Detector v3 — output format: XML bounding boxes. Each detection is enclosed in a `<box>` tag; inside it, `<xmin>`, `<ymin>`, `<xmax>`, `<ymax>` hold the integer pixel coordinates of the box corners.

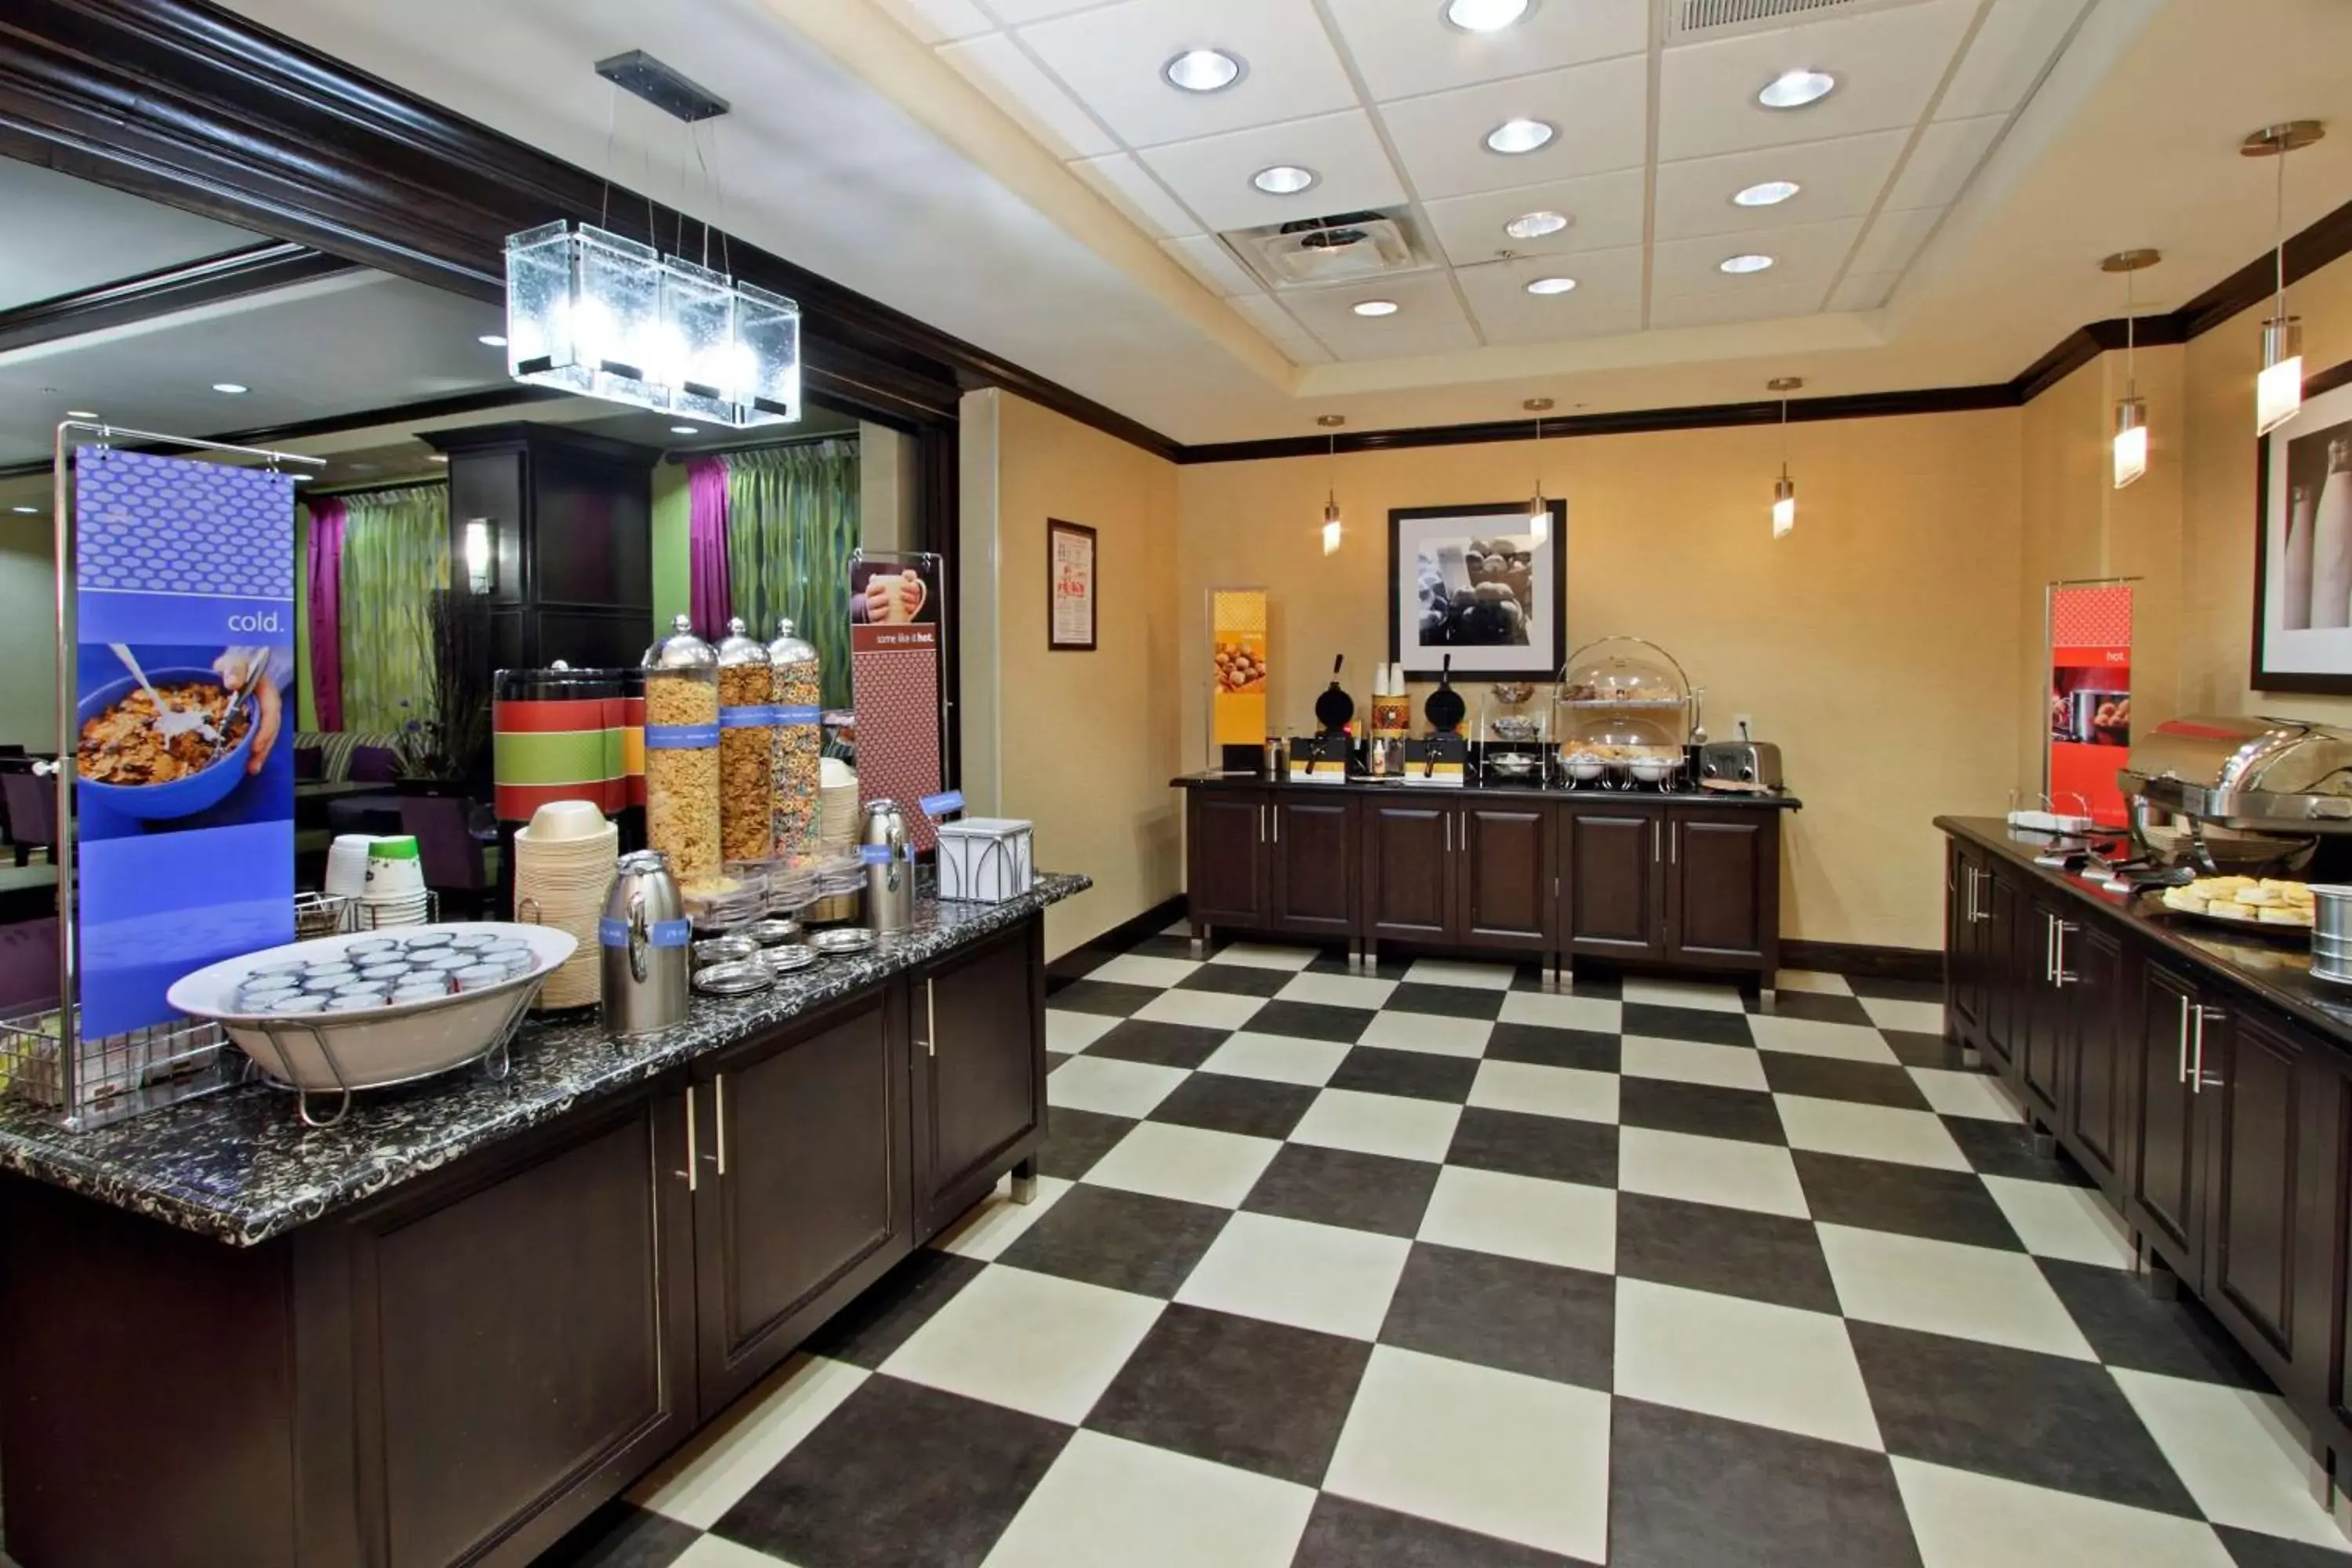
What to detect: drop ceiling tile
<box><xmin>1323</xmin><ymin>0</ymin><xmax>1648</xmax><ymax>101</ymax></box>
<box><xmin>1849</xmin><ymin>207</ymin><xmax>1942</xmax><ymax>274</ymax></box>
<box><xmin>1456</xmin><ymin>248</ymin><xmax>1646</xmax><ymax>344</ymax></box>
<box><xmin>938</xmin><ymin>33</ymin><xmax>1119</xmax><ymax>158</ymax></box>
<box><xmin>1421</xmin><ymin>169</ymin><xmax>1646</xmax><ymax>267</ymax></box>
<box><xmin>1278</xmin><ymin>270</ymin><xmax>1479</xmax><ymax>360</ymax></box>
<box><xmin>1649</xmin><ymin>280</ymin><xmax>1831</xmax><ymax>331</ymax></box>
<box><xmin>1884</xmin><ymin>114</ymin><xmax>2005</xmax><ymax>212</ymax></box>
<box><xmin>877</xmin><ymin>0</ymin><xmax>996</xmax><ymax>44</ymax></box>
<box><xmin>1162</xmin><ymin>234</ymin><xmax>1261</xmax><ymax>296</ymax></box>
<box><xmin>1649</xmin><ymin>216</ymin><xmax>1863</xmax><ymax>297</ymax></box>
<box><xmin>1069</xmin><ymin>152</ymin><xmax>1203</xmax><ymax>238</ymax></box>
<box><xmin>1379</xmin><ymin>55</ymin><xmax>1650</xmax><ymax>199</ymax></box>
<box><xmin>1657</xmin><ymin>0</ymin><xmax>1976</xmax><ymax>162</ymax></box>
<box><xmin>1015</xmin><ymin>0</ymin><xmax>1359</xmax><ymax>148</ymax></box>
<box><xmin>1138</xmin><ymin>111</ymin><xmax>1408</xmax><ymax>234</ymax></box>
<box><xmin>981</xmin><ymin>0</ymin><xmax>1116</xmax><ymax>22</ymax></box>
<box><xmin>1828</xmin><ymin>270</ymin><xmax>1901</xmax><ymax>312</ymax></box>
<box><xmin>1651</xmin><ymin>129</ymin><xmax>1908</xmax><ymax>241</ymax></box>
<box><xmin>1229</xmin><ymin>292</ymin><xmax>1336</xmax><ymax>364</ymax></box>
<box><xmin>1936</xmin><ymin>0</ymin><xmax>2092</xmax><ymax>120</ymax></box>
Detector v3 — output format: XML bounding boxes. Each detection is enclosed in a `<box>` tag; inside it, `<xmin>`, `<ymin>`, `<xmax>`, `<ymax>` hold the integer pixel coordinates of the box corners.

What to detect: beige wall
<box><xmin>1177</xmin><ymin>412</ymin><xmax>2025</xmax><ymax>951</ymax></box>
<box><xmin>960</xmin><ymin>390</ymin><xmax>1182</xmax><ymax>956</ymax></box>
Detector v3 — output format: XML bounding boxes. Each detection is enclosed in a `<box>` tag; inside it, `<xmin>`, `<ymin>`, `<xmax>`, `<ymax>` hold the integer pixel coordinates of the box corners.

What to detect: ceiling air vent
<box><xmin>1220</xmin><ymin>211</ymin><xmax>1428</xmax><ymax>291</ymax></box>
<box><xmin>1663</xmin><ymin>0</ymin><xmax>1928</xmax><ymax>45</ymax></box>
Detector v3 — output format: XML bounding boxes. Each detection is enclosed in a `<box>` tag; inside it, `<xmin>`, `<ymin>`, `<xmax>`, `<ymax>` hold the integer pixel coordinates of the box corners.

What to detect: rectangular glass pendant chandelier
<box><xmin>503</xmin><ymin>220</ymin><xmax>801</xmax><ymax>429</ymax></box>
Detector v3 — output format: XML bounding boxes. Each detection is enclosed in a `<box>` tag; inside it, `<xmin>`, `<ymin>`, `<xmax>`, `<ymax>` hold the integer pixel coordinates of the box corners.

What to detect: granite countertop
<box><xmin>1172</xmin><ymin>771</ymin><xmax>1801</xmax><ymax>809</ymax></box>
<box><xmin>0</xmin><ymin>873</ymin><xmax>1091</xmax><ymax>1247</ymax></box>
<box><xmin>1938</xmin><ymin>816</ymin><xmax>2352</xmax><ymax>1047</ymax></box>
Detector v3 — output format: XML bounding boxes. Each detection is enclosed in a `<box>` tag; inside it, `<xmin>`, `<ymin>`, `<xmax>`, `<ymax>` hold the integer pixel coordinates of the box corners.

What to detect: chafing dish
<box><xmin>2118</xmin><ymin>715</ymin><xmax>2352</xmax><ymax>873</ymax></box>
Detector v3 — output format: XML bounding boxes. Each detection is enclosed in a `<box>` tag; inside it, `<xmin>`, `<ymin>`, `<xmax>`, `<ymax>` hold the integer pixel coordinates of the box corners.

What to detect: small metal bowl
<box><xmin>744</xmin><ymin>917</ymin><xmax>805</xmax><ymax>947</ymax></box>
<box><xmin>763</xmin><ymin>944</ymin><xmax>822</xmax><ymax>975</ymax></box>
<box><xmin>693</xmin><ymin>935</ymin><xmax>761</xmax><ymax>967</ymax></box>
<box><xmin>1487</xmin><ymin>752</ymin><xmax>1539</xmax><ymax>777</ymax></box>
<box><xmin>808</xmin><ymin>927</ymin><xmax>877</xmax><ymax>956</ymax></box>
<box><xmin>1490</xmin><ymin>715</ymin><xmax>1540</xmax><ymax>742</ymax></box>
<box><xmin>693</xmin><ymin>960</ymin><xmax>775</xmax><ymax>997</ymax></box>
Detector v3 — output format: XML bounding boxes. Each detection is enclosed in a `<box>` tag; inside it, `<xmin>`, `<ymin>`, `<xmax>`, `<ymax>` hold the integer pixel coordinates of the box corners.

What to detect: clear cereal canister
<box><xmin>641</xmin><ymin>615</ymin><xmax>722</xmax><ymax>886</ymax></box>
<box><xmin>768</xmin><ymin>617</ymin><xmax>823</xmax><ymax>865</ymax></box>
<box><xmin>715</xmin><ymin>617</ymin><xmax>778</xmax><ymax>866</ymax></box>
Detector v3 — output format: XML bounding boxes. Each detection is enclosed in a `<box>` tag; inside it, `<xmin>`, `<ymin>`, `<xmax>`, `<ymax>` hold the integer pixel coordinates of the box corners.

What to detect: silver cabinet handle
<box><xmin>2053</xmin><ymin>921</ymin><xmax>2074</xmax><ymax>987</ymax></box>
<box><xmin>680</xmin><ymin>1090</ymin><xmax>699</xmax><ymax>1192</ymax></box>
<box><xmin>922</xmin><ymin>978</ymin><xmax>938</xmax><ymax>1058</ymax></box>
<box><xmin>1272</xmin><ymin>805</ymin><xmax>1279</xmax><ymax>844</ymax></box>
<box><xmin>713</xmin><ymin>1075</ymin><xmax>728</xmax><ymax>1176</ymax></box>
<box><xmin>1445</xmin><ymin>814</ymin><xmax>1452</xmax><ymax>854</ymax></box>
<box><xmin>2043</xmin><ymin>913</ymin><xmax>2055</xmax><ymax>982</ymax></box>
<box><xmin>2176</xmin><ymin>995</ymin><xmax>2190</xmax><ymax>1085</ymax></box>
<box><xmin>1258</xmin><ymin>803</ymin><xmax>1266</xmax><ymax>842</ymax></box>
<box><xmin>1652</xmin><ymin>818</ymin><xmax>1661</xmax><ymax>862</ymax></box>
<box><xmin>1671</xmin><ymin>821</ymin><xmax>1679</xmax><ymax>864</ymax></box>
<box><xmin>2191</xmin><ymin>1005</ymin><xmax>2219</xmax><ymax>1094</ymax></box>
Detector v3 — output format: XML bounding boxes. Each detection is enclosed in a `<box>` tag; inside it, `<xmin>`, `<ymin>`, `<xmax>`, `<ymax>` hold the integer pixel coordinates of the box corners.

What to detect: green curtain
<box><xmin>339</xmin><ymin>485</ymin><xmax>449</xmax><ymax>734</ymax></box>
<box><xmin>725</xmin><ymin>440</ymin><xmax>859</xmax><ymax>708</ymax></box>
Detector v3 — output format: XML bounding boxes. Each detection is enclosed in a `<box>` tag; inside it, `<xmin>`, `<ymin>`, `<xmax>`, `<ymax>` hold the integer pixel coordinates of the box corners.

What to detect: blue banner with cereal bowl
<box><xmin>74</xmin><ymin>449</ymin><xmax>295</xmax><ymax>1039</ymax></box>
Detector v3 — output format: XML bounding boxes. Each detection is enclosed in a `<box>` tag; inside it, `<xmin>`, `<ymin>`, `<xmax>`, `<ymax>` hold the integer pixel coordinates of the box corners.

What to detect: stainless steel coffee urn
<box><xmin>863</xmin><ymin>799</ymin><xmax>914</xmax><ymax>938</ymax></box>
<box><xmin>602</xmin><ymin>848</ymin><xmax>690</xmax><ymax>1037</ymax></box>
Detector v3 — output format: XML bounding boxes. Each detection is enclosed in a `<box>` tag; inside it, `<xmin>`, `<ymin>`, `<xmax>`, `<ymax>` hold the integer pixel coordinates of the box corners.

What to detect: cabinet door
<box><xmin>1980</xmin><ymin>870</ymin><xmax>2022</xmax><ymax>1069</ymax></box>
<box><xmin>1457</xmin><ymin>803</ymin><xmax>1554</xmax><ymax>951</ymax></box>
<box><xmin>1559</xmin><ymin>808</ymin><xmax>1664</xmax><ymax>960</ymax></box>
<box><xmin>2017</xmin><ymin>899</ymin><xmax>2070</xmax><ymax>1125</ymax></box>
<box><xmin>1189</xmin><ymin>789</ymin><xmax>1267</xmax><ymax>928</ymax></box>
<box><xmin>1363</xmin><ymin>800</ymin><xmax>1455</xmax><ymax>943</ymax></box>
<box><xmin>695</xmin><ymin>994</ymin><xmax>912</xmax><ymax>1410</ymax></box>
<box><xmin>303</xmin><ymin>1090</ymin><xmax>698</xmax><ymax>1568</ymax></box>
<box><xmin>913</xmin><ymin>920</ymin><xmax>1048</xmax><ymax>1236</ymax></box>
<box><xmin>1271</xmin><ymin>795</ymin><xmax>1359</xmax><ymax>938</ymax></box>
<box><xmin>1947</xmin><ymin>843</ymin><xmax>1987</xmax><ymax>1043</ymax></box>
<box><xmin>2129</xmin><ymin>960</ymin><xmax>2204</xmax><ymax>1281</ymax></box>
<box><xmin>2201</xmin><ymin>1005</ymin><xmax>2304</xmax><ymax>1372</ymax></box>
<box><xmin>2298</xmin><ymin>1043</ymin><xmax>2352</xmax><ymax>1448</ymax></box>
<box><xmin>2063</xmin><ymin>923</ymin><xmax>2130</xmax><ymax>1200</ymax></box>
<box><xmin>1663</xmin><ymin>808</ymin><xmax>1777</xmax><ymax>973</ymax></box>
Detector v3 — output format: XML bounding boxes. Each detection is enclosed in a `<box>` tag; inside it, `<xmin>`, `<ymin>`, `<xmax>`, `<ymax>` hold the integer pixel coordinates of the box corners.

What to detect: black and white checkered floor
<box><xmin>539</xmin><ymin>925</ymin><xmax>2352</xmax><ymax>1568</ymax></box>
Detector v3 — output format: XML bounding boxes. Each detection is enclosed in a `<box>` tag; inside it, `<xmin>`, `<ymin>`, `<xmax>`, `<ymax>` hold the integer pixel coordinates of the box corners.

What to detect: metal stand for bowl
<box><xmin>245</xmin><ymin>982</ymin><xmax>535</xmax><ymax>1128</ymax></box>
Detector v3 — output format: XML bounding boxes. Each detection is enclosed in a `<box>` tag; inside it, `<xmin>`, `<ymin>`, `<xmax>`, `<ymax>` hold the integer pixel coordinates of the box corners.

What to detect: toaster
<box><xmin>1699</xmin><ymin>741</ymin><xmax>1782</xmax><ymax>790</ymax></box>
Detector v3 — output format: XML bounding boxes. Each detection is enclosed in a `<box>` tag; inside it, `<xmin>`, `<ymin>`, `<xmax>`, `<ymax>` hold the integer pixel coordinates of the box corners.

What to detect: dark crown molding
<box><xmin>0</xmin><ymin>240</ymin><xmax>360</xmax><ymax>354</ymax></box>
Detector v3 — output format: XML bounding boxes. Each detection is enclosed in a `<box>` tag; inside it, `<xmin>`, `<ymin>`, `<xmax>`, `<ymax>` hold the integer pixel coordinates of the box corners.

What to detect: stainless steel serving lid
<box><xmin>2121</xmin><ymin>715</ymin><xmax>2352</xmax><ymax>831</ymax></box>
<box><xmin>643</xmin><ymin>613</ymin><xmax>717</xmax><ymax>671</ymax></box>
<box><xmin>717</xmin><ymin>615</ymin><xmax>771</xmax><ymax>669</ymax></box>
<box><xmin>769</xmin><ymin>616</ymin><xmax>818</xmax><ymax>667</ymax></box>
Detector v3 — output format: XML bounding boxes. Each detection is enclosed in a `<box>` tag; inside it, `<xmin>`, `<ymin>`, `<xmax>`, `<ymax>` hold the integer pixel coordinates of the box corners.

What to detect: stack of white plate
<box><xmin>819</xmin><ymin>757</ymin><xmax>860</xmax><ymax>853</ymax></box>
<box><xmin>361</xmin><ymin>837</ymin><xmax>430</xmax><ymax>928</ymax></box>
<box><xmin>512</xmin><ymin>800</ymin><xmax>619</xmax><ymax>1011</ymax></box>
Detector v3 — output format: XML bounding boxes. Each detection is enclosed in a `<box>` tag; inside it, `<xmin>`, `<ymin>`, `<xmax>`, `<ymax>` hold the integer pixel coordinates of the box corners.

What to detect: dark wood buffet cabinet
<box><xmin>1182</xmin><ymin>778</ymin><xmax>1790</xmax><ymax>983</ymax></box>
<box><xmin>0</xmin><ymin>920</ymin><xmax>1049</xmax><ymax>1568</ymax></box>
<box><xmin>1942</xmin><ymin>818</ymin><xmax>2352</xmax><ymax>1493</ymax></box>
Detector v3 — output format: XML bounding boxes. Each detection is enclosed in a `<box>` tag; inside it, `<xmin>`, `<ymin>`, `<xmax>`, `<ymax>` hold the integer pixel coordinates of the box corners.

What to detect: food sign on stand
<box><xmin>1210</xmin><ymin>588</ymin><xmax>1269</xmax><ymax>759</ymax></box>
<box><xmin>848</xmin><ymin>554</ymin><xmax>945</xmax><ymax>852</ymax></box>
<box><xmin>2047</xmin><ymin>582</ymin><xmax>2132</xmax><ymax>829</ymax></box>
<box><xmin>73</xmin><ymin>449</ymin><xmax>295</xmax><ymax>1038</ymax></box>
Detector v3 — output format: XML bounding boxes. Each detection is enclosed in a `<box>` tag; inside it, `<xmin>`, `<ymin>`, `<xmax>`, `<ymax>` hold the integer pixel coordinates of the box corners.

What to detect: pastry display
<box><xmin>2159</xmin><ymin>876</ymin><xmax>2316</xmax><ymax>928</ymax></box>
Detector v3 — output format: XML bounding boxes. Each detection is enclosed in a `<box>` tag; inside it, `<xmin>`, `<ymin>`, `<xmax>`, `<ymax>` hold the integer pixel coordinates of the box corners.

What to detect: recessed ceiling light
<box><xmin>1353</xmin><ymin>299</ymin><xmax>1401</xmax><ymax>318</ymax></box>
<box><xmin>1253</xmin><ymin>165</ymin><xmax>1318</xmax><ymax>195</ymax></box>
<box><xmin>211</xmin><ymin>382</ymin><xmax>249</xmax><ymax>394</ymax></box>
<box><xmin>1485</xmin><ymin>118</ymin><xmax>1555</xmax><ymax>154</ymax></box>
<box><xmin>1525</xmin><ymin>276</ymin><xmax>1577</xmax><ymax>296</ymax></box>
<box><xmin>1504</xmin><ymin>210</ymin><xmax>1570</xmax><ymax>239</ymax></box>
<box><xmin>1163</xmin><ymin>49</ymin><xmax>1243</xmax><ymax>93</ymax></box>
<box><xmin>9</xmin><ymin>506</ymin><xmax>38</xmax><ymax>515</ymax></box>
<box><xmin>670</xmin><ymin>425</ymin><xmax>702</xmax><ymax>435</ymax></box>
<box><xmin>427</xmin><ymin>454</ymin><xmax>449</xmax><ymax>464</ymax></box>
<box><xmin>1443</xmin><ymin>0</ymin><xmax>1532</xmax><ymax>31</ymax></box>
<box><xmin>477</xmin><ymin>333</ymin><xmax>509</xmax><ymax>348</ymax></box>
<box><xmin>1733</xmin><ymin>180</ymin><xmax>1801</xmax><ymax>208</ymax></box>
<box><xmin>1758</xmin><ymin>69</ymin><xmax>1835</xmax><ymax>109</ymax></box>
<box><xmin>65</xmin><ymin>409</ymin><xmax>96</xmax><ymax>419</ymax></box>
<box><xmin>1719</xmin><ymin>253</ymin><xmax>1776</xmax><ymax>274</ymax></box>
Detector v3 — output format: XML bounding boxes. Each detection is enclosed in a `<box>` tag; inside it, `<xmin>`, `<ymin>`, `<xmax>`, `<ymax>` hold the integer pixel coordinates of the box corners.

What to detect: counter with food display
<box><xmin>0</xmin><ymin>869</ymin><xmax>1087</xmax><ymax>1568</ymax></box>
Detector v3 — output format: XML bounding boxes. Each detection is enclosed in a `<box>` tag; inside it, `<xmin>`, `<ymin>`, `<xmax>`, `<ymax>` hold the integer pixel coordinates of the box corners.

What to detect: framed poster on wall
<box><xmin>1048</xmin><ymin>518</ymin><xmax>1096</xmax><ymax>651</ymax></box>
<box><xmin>2253</xmin><ymin>358</ymin><xmax>2352</xmax><ymax>692</ymax></box>
<box><xmin>1388</xmin><ymin>501</ymin><xmax>1566</xmax><ymax>681</ymax></box>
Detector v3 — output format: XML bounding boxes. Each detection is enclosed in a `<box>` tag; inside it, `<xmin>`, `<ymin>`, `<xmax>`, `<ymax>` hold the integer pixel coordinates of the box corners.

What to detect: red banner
<box><xmin>2048</xmin><ymin>584</ymin><xmax>2132</xmax><ymax>828</ymax></box>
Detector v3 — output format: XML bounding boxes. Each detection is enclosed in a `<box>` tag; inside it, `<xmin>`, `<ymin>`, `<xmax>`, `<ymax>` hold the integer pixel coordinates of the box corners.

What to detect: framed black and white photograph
<box><xmin>2254</xmin><ymin>358</ymin><xmax>2352</xmax><ymax>693</ymax></box>
<box><xmin>1388</xmin><ymin>501</ymin><xmax>1566</xmax><ymax>681</ymax></box>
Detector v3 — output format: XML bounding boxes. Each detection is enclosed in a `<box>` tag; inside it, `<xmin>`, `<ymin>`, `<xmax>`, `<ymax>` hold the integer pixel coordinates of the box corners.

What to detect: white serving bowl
<box><xmin>167</xmin><ymin>923</ymin><xmax>578</xmax><ymax>1094</ymax></box>
<box><xmin>1630</xmin><ymin>757</ymin><xmax>1679</xmax><ymax>783</ymax></box>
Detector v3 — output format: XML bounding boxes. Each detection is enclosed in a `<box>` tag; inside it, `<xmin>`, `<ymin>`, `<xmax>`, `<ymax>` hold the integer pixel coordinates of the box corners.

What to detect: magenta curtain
<box><xmin>688</xmin><ymin>459</ymin><xmax>731</xmax><ymax>639</ymax></box>
<box><xmin>308</xmin><ymin>496</ymin><xmax>347</xmax><ymax>733</ymax></box>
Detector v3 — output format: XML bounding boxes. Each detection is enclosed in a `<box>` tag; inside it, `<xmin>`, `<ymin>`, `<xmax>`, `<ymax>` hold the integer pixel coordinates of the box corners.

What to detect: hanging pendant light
<box><xmin>2102</xmin><ymin>249</ymin><xmax>2160</xmax><ymax>489</ymax></box>
<box><xmin>1768</xmin><ymin>378</ymin><xmax>1801</xmax><ymax>538</ymax></box>
<box><xmin>1319</xmin><ymin>415</ymin><xmax>1345</xmax><ymax>555</ymax></box>
<box><xmin>2243</xmin><ymin>121</ymin><xmax>2325</xmax><ymax>437</ymax></box>
<box><xmin>1523</xmin><ymin>397</ymin><xmax>1554</xmax><ymax>543</ymax></box>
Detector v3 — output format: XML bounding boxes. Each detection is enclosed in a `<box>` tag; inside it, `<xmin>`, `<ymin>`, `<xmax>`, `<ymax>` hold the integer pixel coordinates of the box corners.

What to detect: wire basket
<box><xmin>0</xmin><ymin>1008</ymin><xmax>234</xmax><ymax>1129</ymax></box>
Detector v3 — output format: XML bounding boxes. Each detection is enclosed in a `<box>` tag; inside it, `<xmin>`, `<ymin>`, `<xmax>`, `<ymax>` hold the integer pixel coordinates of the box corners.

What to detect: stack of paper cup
<box><xmin>819</xmin><ymin>758</ymin><xmax>860</xmax><ymax>854</ymax></box>
<box><xmin>512</xmin><ymin>800</ymin><xmax>619</xmax><ymax>1011</ymax></box>
<box><xmin>325</xmin><ymin>834</ymin><xmax>379</xmax><ymax>901</ymax></box>
<box><xmin>360</xmin><ymin>837</ymin><xmax>429</xmax><ymax>928</ymax></box>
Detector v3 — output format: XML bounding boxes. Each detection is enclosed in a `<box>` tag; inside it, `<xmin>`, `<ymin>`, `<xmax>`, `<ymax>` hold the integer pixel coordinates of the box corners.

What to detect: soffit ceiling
<box><xmin>884</xmin><ymin>0</ymin><xmax>2085</xmax><ymax>360</ymax></box>
<box><xmin>191</xmin><ymin>0</ymin><xmax>2352</xmax><ymax>443</ymax></box>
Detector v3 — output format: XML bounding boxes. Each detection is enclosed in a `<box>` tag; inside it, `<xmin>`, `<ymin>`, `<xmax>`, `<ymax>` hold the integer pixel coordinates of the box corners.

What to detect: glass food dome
<box><xmin>1555</xmin><ymin>636</ymin><xmax>1702</xmax><ymax>771</ymax></box>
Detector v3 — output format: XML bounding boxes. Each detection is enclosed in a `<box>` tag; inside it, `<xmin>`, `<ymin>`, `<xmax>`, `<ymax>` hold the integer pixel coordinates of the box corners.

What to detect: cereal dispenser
<box><xmin>640</xmin><ymin>615</ymin><xmax>721</xmax><ymax>885</ymax></box>
<box><xmin>769</xmin><ymin>617</ymin><xmax>823</xmax><ymax>865</ymax></box>
<box><xmin>714</xmin><ymin>617</ymin><xmax>777</xmax><ymax>866</ymax></box>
